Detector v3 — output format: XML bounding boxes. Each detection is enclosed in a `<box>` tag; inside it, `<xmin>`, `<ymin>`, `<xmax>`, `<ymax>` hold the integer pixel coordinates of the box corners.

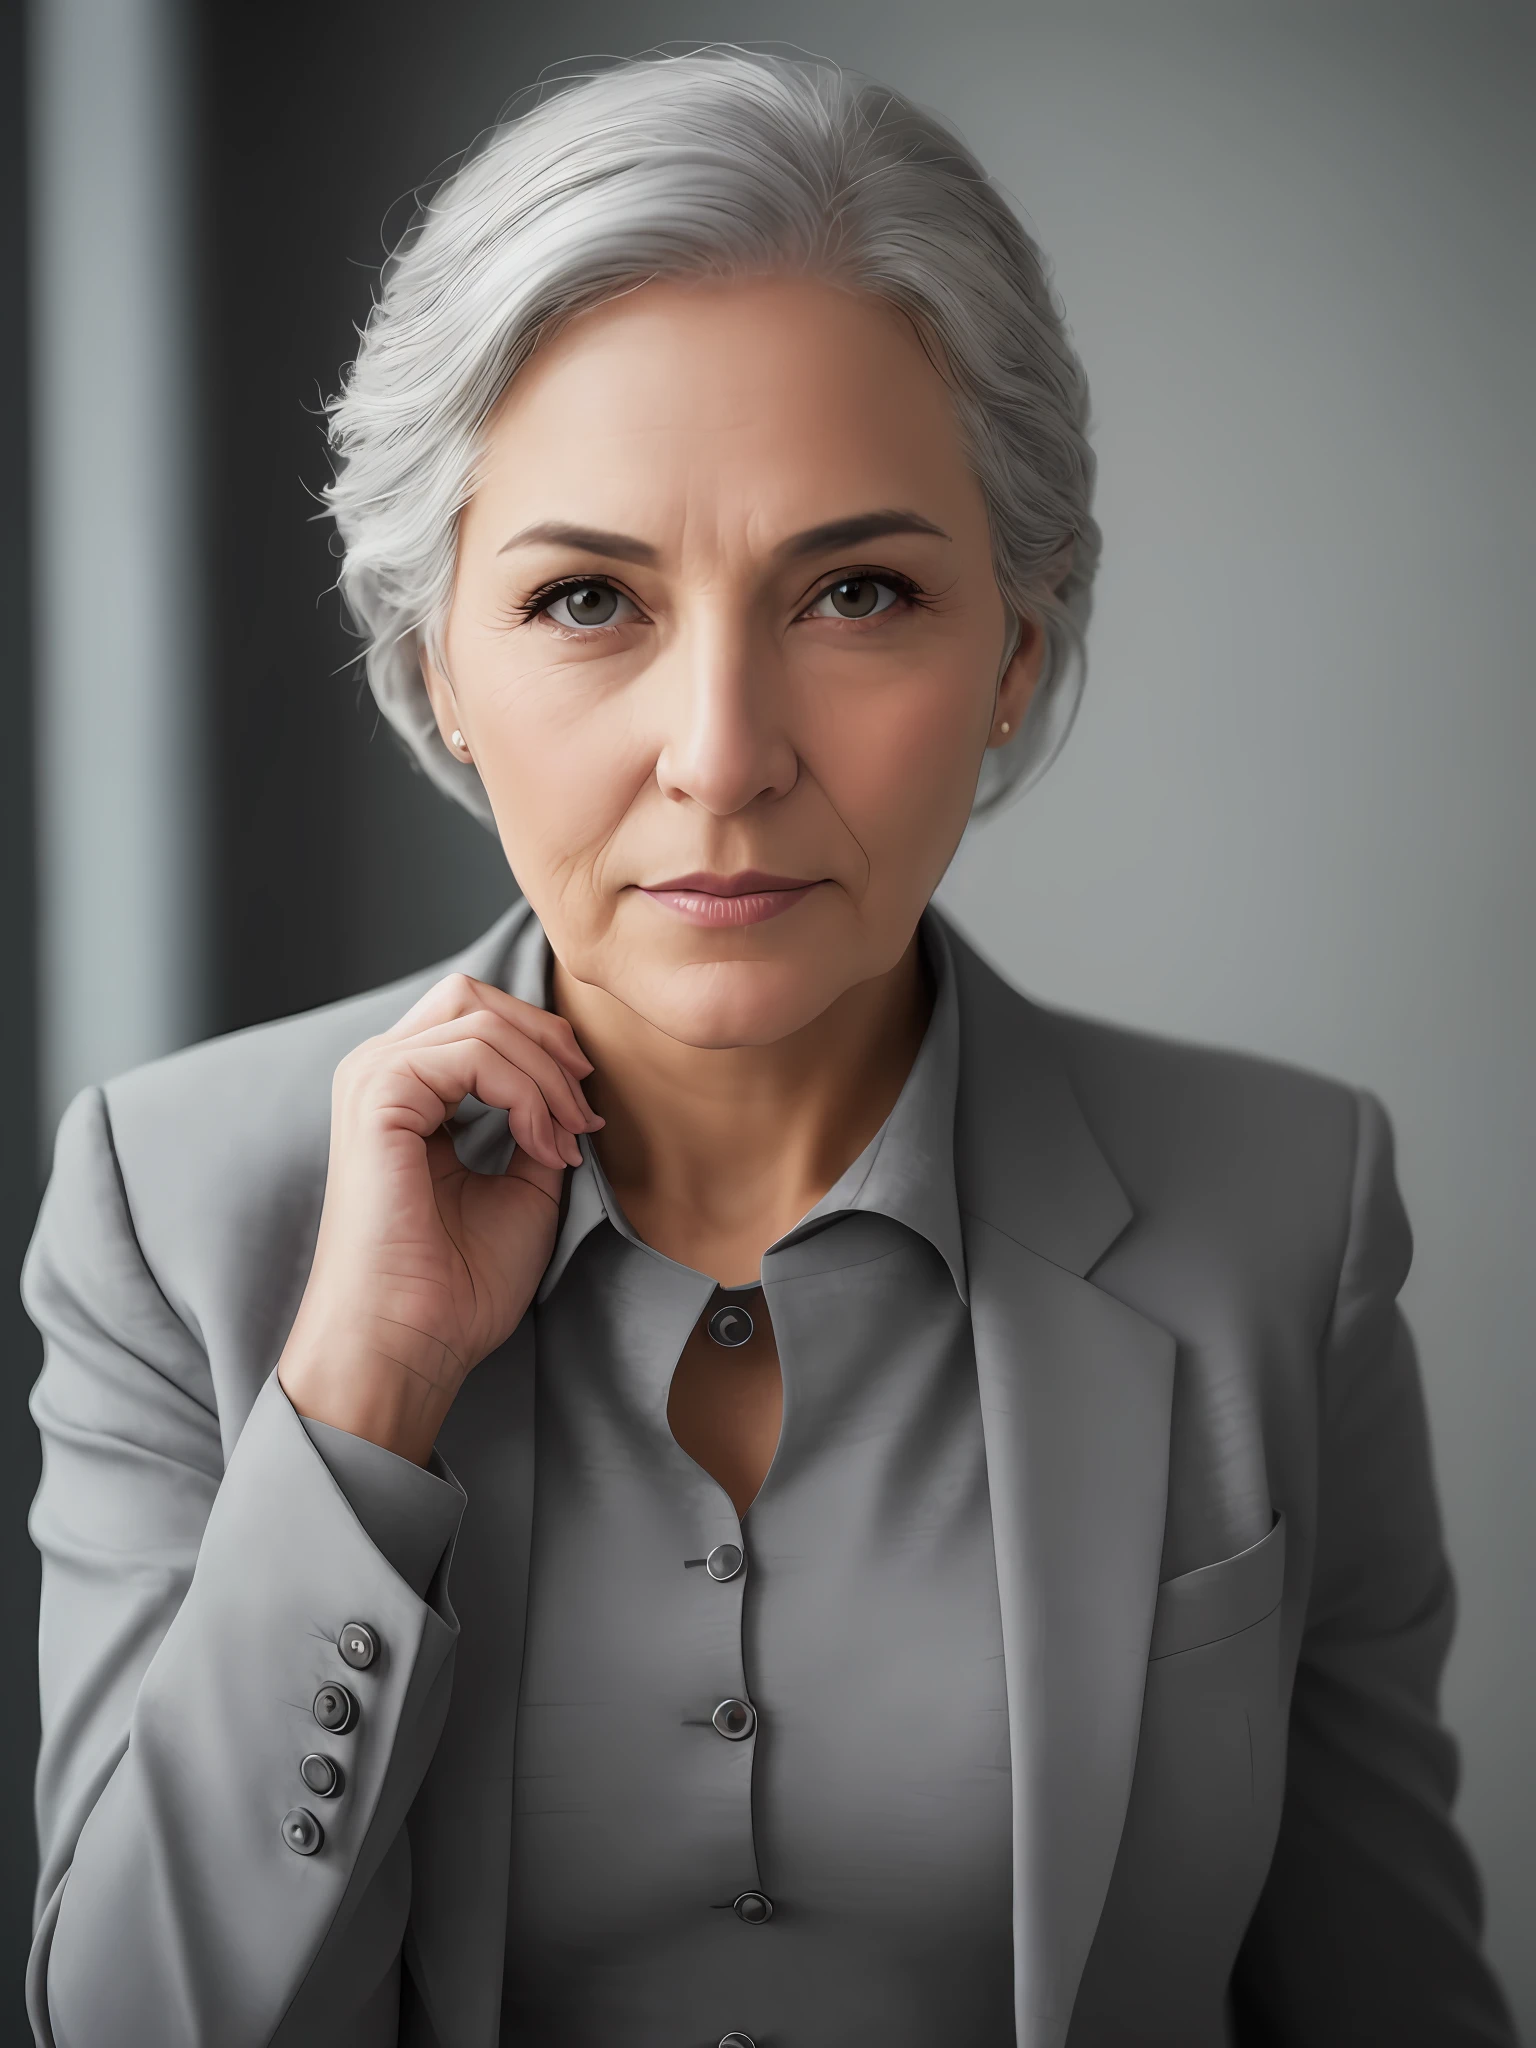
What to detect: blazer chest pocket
<box><xmin>1149</xmin><ymin>1508</ymin><xmax>1286</xmax><ymax>1660</ymax></box>
<box><xmin>1074</xmin><ymin>1513</ymin><xmax>1290</xmax><ymax>2027</ymax></box>
<box><xmin>1140</xmin><ymin>1510</ymin><xmax>1288</xmax><ymax>1830</ymax></box>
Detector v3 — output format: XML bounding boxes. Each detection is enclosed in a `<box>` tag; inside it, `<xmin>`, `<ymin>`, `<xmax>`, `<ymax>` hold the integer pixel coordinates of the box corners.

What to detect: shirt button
<box><xmin>312</xmin><ymin>1683</ymin><xmax>358</xmax><ymax>1734</ymax></box>
<box><xmin>712</xmin><ymin>1698</ymin><xmax>757</xmax><ymax>1741</ymax></box>
<box><xmin>337</xmin><ymin>1621</ymin><xmax>378</xmax><ymax>1669</ymax></box>
<box><xmin>732</xmin><ymin>1891</ymin><xmax>774</xmax><ymax>1925</ymax></box>
<box><xmin>706</xmin><ymin>1542</ymin><xmax>744</xmax><ymax>1582</ymax></box>
<box><xmin>299</xmin><ymin>1753</ymin><xmax>343</xmax><ymax>1797</ymax></box>
<box><xmin>281</xmin><ymin>1808</ymin><xmax>323</xmax><ymax>1856</ymax></box>
<box><xmin>719</xmin><ymin>2034</ymin><xmax>757</xmax><ymax>2047</ymax></box>
<box><xmin>707</xmin><ymin>1303</ymin><xmax>754</xmax><ymax>1347</ymax></box>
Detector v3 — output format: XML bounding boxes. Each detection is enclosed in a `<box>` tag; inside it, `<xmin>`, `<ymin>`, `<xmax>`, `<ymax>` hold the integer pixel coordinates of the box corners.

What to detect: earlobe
<box><xmin>418</xmin><ymin>642</ymin><xmax>470</xmax><ymax>760</ymax></box>
<box><xmin>989</xmin><ymin>612</ymin><xmax>1045</xmax><ymax>746</ymax></box>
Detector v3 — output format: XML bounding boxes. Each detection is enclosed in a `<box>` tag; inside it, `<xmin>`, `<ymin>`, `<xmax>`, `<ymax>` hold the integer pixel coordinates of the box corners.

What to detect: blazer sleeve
<box><xmin>1229</xmin><ymin>1089</ymin><xmax>1518</xmax><ymax>2046</ymax></box>
<box><xmin>24</xmin><ymin>1085</ymin><xmax>466</xmax><ymax>2048</ymax></box>
<box><xmin>300</xmin><ymin>1418</ymin><xmax>465</xmax><ymax>1603</ymax></box>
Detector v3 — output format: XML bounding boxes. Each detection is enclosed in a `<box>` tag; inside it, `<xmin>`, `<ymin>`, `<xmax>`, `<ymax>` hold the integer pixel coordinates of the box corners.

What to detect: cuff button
<box><xmin>281</xmin><ymin>1808</ymin><xmax>323</xmax><ymax>1856</ymax></box>
<box><xmin>338</xmin><ymin>1621</ymin><xmax>378</xmax><ymax>1670</ymax></box>
<box><xmin>300</xmin><ymin>1753</ymin><xmax>343</xmax><ymax>1797</ymax></box>
<box><xmin>312</xmin><ymin>1683</ymin><xmax>358</xmax><ymax>1734</ymax></box>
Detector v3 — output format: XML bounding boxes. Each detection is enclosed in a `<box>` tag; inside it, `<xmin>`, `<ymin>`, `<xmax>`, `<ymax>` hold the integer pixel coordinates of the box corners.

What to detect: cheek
<box><xmin>803</xmin><ymin>656</ymin><xmax>991</xmax><ymax>844</ymax></box>
<box><xmin>468</xmin><ymin>673</ymin><xmax>648</xmax><ymax>899</ymax></box>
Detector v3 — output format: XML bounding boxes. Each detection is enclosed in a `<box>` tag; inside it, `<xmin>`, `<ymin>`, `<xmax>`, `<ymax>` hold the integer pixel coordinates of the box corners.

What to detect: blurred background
<box><xmin>5</xmin><ymin>0</ymin><xmax>1532</xmax><ymax>2034</ymax></box>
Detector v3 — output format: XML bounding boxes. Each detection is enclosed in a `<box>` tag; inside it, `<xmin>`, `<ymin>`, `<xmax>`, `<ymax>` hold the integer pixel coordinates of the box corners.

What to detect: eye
<box><xmin>806</xmin><ymin>575</ymin><xmax>904</xmax><ymax>621</ymax></box>
<box><xmin>539</xmin><ymin>580</ymin><xmax>638</xmax><ymax>631</ymax></box>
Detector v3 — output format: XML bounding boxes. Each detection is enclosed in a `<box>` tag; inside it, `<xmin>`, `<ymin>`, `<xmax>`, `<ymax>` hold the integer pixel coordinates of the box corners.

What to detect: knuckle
<box><xmin>438</xmin><ymin>971</ymin><xmax>478</xmax><ymax>1005</ymax></box>
<box><xmin>334</xmin><ymin>1040</ymin><xmax>374</xmax><ymax>1084</ymax></box>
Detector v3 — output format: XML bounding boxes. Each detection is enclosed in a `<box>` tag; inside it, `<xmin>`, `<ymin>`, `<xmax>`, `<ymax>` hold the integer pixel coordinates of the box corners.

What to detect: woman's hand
<box><xmin>277</xmin><ymin>973</ymin><xmax>603</xmax><ymax>1465</ymax></box>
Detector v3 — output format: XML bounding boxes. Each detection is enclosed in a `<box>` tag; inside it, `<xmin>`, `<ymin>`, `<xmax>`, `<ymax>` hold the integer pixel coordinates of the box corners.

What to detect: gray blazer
<box><xmin>23</xmin><ymin>900</ymin><xmax>1515</xmax><ymax>2048</ymax></box>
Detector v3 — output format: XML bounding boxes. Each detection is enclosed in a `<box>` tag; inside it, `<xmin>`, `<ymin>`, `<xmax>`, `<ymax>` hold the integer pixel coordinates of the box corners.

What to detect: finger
<box><xmin>385</xmin><ymin>973</ymin><xmax>594</xmax><ymax>1078</ymax></box>
<box><xmin>505</xmin><ymin>1149</ymin><xmax>565</xmax><ymax>1208</ymax></box>
<box><xmin>396</xmin><ymin>1008</ymin><xmax>602</xmax><ymax>1135</ymax></box>
<box><xmin>344</xmin><ymin>1026</ymin><xmax>583</xmax><ymax>1166</ymax></box>
<box><xmin>351</xmin><ymin>1038</ymin><xmax>582</xmax><ymax>1169</ymax></box>
<box><xmin>390</xmin><ymin>976</ymin><xmax>594</xmax><ymax>1086</ymax></box>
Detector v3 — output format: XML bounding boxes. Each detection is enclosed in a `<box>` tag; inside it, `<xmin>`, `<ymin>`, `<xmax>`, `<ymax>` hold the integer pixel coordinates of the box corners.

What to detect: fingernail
<box><xmin>585</xmin><ymin>1114</ymin><xmax>606</xmax><ymax>1129</ymax></box>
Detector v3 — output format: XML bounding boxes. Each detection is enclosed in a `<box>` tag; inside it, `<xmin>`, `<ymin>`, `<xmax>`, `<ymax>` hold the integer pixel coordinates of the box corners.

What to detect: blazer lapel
<box><xmin>945</xmin><ymin>915</ymin><xmax>1177</xmax><ymax>2048</ymax></box>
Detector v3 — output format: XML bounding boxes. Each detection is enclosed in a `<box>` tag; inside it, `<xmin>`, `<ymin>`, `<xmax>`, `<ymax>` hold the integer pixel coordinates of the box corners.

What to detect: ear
<box><xmin>418</xmin><ymin>639</ymin><xmax>467</xmax><ymax>755</ymax></box>
<box><xmin>988</xmin><ymin>538</ymin><xmax>1075</xmax><ymax>749</ymax></box>
<box><xmin>986</xmin><ymin>611</ymin><xmax>1049</xmax><ymax>749</ymax></box>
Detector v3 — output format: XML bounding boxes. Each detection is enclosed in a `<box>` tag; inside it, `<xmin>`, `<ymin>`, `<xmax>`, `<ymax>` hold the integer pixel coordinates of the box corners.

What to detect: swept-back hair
<box><xmin>325</xmin><ymin>46</ymin><xmax>1100</xmax><ymax>826</ymax></box>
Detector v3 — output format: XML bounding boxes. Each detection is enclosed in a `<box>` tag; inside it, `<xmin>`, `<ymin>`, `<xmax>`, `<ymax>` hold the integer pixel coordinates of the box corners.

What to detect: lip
<box><xmin>635</xmin><ymin>870</ymin><xmax>826</xmax><ymax>929</ymax></box>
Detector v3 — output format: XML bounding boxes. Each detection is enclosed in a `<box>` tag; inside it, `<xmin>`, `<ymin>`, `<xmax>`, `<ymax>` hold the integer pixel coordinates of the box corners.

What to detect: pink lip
<box><xmin>635</xmin><ymin>870</ymin><xmax>825</xmax><ymax>928</ymax></box>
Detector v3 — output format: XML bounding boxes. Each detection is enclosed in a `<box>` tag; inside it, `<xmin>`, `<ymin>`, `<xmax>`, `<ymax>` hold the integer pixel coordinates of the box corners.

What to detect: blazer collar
<box><xmin>941</xmin><ymin>907</ymin><xmax>1133</xmax><ymax>1276</ymax></box>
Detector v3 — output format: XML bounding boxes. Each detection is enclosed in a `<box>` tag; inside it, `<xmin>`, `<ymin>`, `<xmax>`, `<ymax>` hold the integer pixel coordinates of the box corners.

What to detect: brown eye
<box><xmin>810</xmin><ymin>576</ymin><xmax>900</xmax><ymax>621</ymax></box>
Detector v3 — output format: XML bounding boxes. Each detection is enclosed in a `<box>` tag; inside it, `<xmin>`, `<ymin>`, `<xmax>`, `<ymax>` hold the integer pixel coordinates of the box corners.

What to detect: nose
<box><xmin>653</xmin><ymin>613</ymin><xmax>799</xmax><ymax>815</ymax></box>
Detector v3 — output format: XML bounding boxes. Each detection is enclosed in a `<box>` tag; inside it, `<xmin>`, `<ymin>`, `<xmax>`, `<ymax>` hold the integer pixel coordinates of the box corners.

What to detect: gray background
<box><xmin>13</xmin><ymin>0</ymin><xmax>1532</xmax><ymax>2035</ymax></box>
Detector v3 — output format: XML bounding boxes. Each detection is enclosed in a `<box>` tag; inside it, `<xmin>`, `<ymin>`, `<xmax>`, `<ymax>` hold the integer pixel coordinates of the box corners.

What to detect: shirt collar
<box><xmin>523</xmin><ymin>903</ymin><xmax>967</xmax><ymax>1305</ymax></box>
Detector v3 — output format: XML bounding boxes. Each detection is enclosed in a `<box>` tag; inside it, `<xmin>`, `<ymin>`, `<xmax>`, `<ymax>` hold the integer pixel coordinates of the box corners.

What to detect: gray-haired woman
<box><xmin>23</xmin><ymin>46</ymin><xmax>1515</xmax><ymax>2048</ymax></box>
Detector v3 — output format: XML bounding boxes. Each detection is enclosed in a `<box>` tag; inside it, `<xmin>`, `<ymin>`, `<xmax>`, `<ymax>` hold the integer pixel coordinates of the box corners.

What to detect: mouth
<box><xmin>634</xmin><ymin>870</ymin><xmax>826</xmax><ymax>929</ymax></box>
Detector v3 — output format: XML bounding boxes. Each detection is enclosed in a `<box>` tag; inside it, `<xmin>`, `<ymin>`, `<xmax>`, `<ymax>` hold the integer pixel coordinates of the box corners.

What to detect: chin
<box><xmin>628</xmin><ymin>956</ymin><xmax>845</xmax><ymax>1050</ymax></box>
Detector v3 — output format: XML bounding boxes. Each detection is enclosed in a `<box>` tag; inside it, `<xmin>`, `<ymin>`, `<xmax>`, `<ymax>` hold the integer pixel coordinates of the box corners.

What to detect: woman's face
<box><xmin>423</xmin><ymin>273</ymin><xmax>1044</xmax><ymax>1048</ymax></box>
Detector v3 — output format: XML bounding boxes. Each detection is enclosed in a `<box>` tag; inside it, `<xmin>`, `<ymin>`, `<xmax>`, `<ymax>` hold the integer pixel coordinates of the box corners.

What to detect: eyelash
<box><xmin>513</xmin><ymin>567</ymin><xmax>934</xmax><ymax>633</ymax></box>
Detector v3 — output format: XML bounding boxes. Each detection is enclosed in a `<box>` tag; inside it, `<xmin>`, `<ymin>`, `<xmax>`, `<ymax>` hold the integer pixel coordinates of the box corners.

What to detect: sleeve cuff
<box><xmin>299</xmin><ymin>1413</ymin><xmax>466</xmax><ymax>1600</ymax></box>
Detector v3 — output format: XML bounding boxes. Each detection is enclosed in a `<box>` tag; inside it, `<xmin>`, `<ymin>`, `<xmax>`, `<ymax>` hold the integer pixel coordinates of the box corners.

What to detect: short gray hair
<box><xmin>325</xmin><ymin>46</ymin><xmax>1101</xmax><ymax>827</ymax></box>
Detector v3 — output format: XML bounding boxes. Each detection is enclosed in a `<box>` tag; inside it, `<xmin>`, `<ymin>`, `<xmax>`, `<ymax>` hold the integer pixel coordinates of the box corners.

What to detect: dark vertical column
<box><xmin>197</xmin><ymin>0</ymin><xmax>521</xmax><ymax>1038</ymax></box>
<box><xmin>3</xmin><ymin>1</ymin><xmax>42</xmax><ymax>2032</ymax></box>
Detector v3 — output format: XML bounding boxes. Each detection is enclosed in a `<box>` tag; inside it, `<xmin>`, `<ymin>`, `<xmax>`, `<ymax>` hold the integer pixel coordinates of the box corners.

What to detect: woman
<box><xmin>23</xmin><ymin>46</ymin><xmax>1515</xmax><ymax>2048</ymax></box>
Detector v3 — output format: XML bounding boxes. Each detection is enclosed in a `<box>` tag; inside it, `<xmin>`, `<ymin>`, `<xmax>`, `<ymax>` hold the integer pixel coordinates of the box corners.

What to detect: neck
<box><xmin>550</xmin><ymin>929</ymin><xmax>933</xmax><ymax>1286</ymax></box>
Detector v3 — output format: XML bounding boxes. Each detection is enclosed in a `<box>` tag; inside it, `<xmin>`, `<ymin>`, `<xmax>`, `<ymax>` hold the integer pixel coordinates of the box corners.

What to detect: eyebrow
<box><xmin>495</xmin><ymin>508</ymin><xmax>951</xmax><ymax>566</ymax></box>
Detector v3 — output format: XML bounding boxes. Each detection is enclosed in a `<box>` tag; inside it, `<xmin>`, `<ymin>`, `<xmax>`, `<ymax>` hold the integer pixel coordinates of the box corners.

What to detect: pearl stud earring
<box><xmin>450</xmin><ymin>729</ymin><xmax>467</xmax><ymax>753</ymax></box>
<box><xmin>999</xmin><ymin>720</ymin><xmax>1011</xmax><ymax>736</ymax></box>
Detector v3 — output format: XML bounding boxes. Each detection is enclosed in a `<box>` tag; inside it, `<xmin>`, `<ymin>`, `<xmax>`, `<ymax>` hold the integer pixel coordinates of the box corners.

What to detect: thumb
<box><xmin>506</xmin><ymin>1149</ymin><xmax>566</xmax><ymax>1210</ymax></box>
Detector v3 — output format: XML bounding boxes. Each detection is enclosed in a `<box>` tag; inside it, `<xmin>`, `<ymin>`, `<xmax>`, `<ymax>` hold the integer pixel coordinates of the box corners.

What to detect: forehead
<box><xmin>468</xmin><ymin>274</ymin><xmax>982</xmax><ymax>547</ymax></box>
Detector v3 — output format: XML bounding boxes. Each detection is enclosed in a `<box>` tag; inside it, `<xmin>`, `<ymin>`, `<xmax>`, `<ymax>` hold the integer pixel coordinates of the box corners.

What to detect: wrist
<box><xmin>278</xmin><ymin>1333</ymin><xmax>460</xmax><ymax>1467</ymax></box>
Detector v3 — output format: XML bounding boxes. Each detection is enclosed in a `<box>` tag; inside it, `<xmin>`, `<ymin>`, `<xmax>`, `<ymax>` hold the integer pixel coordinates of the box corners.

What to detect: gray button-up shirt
<box><xmin>503</xmin><ymin>907</ymin><xmax>1012</xmax><ymax>2047</ymax></box>
<box><xmin>302</xmin><ymin>906</ymin><xmax>1014</xmax><ymax>2045</ymax></box>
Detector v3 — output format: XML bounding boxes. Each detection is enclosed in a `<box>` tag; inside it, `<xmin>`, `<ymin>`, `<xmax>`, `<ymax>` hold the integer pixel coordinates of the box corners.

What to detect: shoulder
<box><xmin>1045</xmin><ymin>997</ymin><xmax>1403</xmax><ymax>1301</ymax></box>
<box><xmin>102</xmin><ymin>904</ymin><xmax>529</xmax><ymax>1179</ymax></box>
<box><xmin>944</xmin><ymin>915</ymin><xmax>1389</xmax><ymax>1308</ymax></box>
<box><xmin>53</xmin><ymin>903</ymin><xmax>532</xmax><ymax>1349</ymax></box>
<box><xmin>1043</xmin><ymin>997</ymin><xmax>1364</xmax><ymax>1210</ymax></box>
